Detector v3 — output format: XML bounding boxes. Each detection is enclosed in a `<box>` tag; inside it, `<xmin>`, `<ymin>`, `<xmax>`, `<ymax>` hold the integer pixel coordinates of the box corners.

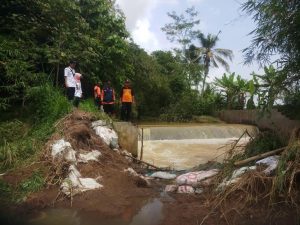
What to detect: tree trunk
<box><xmin>201</xmin><ymin>67</ymin><xmax>209</xmax><ymax>95</ymax></box>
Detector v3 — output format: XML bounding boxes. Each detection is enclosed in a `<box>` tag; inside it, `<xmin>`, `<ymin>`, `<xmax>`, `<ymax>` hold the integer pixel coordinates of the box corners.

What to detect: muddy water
<box><xmin>31</xmin><ymin>197</ymin><xmax>165</xmax><ymax>225</ymax></box>
<box><xmin>138</xmin><ymin>124</ymin><xmax>258</xmax><ymax>170</ymax></box>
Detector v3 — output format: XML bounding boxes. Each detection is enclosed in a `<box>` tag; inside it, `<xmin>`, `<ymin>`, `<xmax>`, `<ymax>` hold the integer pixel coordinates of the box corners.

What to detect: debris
<box><xmin>176</xmin><ymin>169</ymin><xmax>219</xmax><ymax>187</ymax></box>
<box><xmin>234</xmin><ymin>147</ymin><xmax>286</xmax><ymax>166</ymax></box>
<box><xmin>256</xmin><ymin>155</ymin><xmax>279</xmax><ymax>175</ymax></box>
<box><xmin>150</xmin><ymin>171</ymin><xmax>177</xmax><ymax>180</ymax></box>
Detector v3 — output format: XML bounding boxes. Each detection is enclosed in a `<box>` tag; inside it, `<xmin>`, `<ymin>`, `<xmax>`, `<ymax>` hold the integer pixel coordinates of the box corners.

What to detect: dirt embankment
<box><xmin>2</xmin><ymin>110</ymin><xmax>300</xmax><ymax>225</ymax></box>
<box><xmin>2</xmin><ymin>110</ymin><xmax>158</xmax><ymax>222</ymax></box>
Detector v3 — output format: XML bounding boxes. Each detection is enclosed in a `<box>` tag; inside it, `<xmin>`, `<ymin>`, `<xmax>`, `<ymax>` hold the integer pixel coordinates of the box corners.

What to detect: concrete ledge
<box><xmin>113</xmin><ymin>122</ymin><xmax>138</xmax><ymax>157</ymax></box>
<box><xmin>219</xmin><ymin>109</ymin><xmax>300</xmax><ymax>141</ymax></box>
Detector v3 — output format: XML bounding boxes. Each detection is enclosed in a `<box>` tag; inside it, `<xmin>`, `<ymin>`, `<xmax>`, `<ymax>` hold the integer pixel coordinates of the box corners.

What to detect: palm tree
<box><xmin>197</xmin><ymin>33</ymin><xmax>233</xmax><ymax>94</ymax></box>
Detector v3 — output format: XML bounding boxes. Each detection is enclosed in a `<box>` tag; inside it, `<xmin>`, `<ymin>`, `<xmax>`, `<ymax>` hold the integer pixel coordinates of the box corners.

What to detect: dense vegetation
<box><xmin>0</xmin><ymin>0</ymin><xmax>299</xmax><ymax>171</ymax></box>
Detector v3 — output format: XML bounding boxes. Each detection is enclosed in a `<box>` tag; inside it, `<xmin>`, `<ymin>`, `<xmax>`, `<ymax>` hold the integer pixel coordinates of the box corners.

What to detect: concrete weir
<box><xmin>113</xmin><ymin>122</ymin><xmax>139</xmax><ymax>157</ymax></box>
<box><xmin>138</xmin><ymin>124</ymin><xmax>258</xmax><ymax>170</ymax></box>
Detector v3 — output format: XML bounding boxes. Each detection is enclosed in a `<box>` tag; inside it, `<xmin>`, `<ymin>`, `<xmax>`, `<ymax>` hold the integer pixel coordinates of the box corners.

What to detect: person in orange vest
<box><xmin>94</xmin><ymin>81</ymin><xmax>102</xmax><ymax>110</ymax></box>
<box><xmin>101</xmin><ymin>81</ymin><xmax>115</xmax><ymax>116</ymax></box>
<box><xmin>120</xmin><ymin>79</ymin><xmax>135</xmax><ymax>121</ymax></box>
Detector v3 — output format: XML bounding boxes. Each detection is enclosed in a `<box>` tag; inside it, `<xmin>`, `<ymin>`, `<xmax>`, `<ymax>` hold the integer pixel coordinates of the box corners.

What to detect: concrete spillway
<box><xmin>138</xmin><ymin>124</ymin><xmax>258</xmax><ymax>170</ymax></box>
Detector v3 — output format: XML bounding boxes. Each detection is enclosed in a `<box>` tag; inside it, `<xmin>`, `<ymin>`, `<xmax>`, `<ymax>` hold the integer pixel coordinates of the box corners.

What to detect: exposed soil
<box><xmin>1</xmin><ymin>110</ymin><xmax>299</xmax><ymax>225</ymax></box>
<box><xmin>1</xmin><ymin>110</ymin><xmax>159</xmax><ymax>223</ymax></box>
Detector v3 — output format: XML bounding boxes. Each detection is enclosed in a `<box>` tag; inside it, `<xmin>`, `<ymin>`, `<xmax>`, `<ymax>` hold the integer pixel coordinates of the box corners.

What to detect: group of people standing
<box><xmin>94</xmin><ymin>79</ymin><xmax>135</xmax><ymax>121</ymax></box>
<box><xmin>64</xmin><ymin>60</ymin><xmax>135</xmax><ymax>121</ymax></box>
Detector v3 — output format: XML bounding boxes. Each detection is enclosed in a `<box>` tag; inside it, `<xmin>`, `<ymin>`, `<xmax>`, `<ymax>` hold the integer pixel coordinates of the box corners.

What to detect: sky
<box><xmin>115</xmin><ymin>0</ymin><xmax>262</xmax><ymax>81</ymax></box>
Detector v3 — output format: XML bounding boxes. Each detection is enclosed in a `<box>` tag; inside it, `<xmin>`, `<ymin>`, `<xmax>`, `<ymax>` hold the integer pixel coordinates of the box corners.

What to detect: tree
<box><xmin>214</xmin><ymin>72</ymin><xmax>249</xmax><ymax>109</ymax></box>
<box><xmin>196</xmin><ymin>33</ymin><xmax>233</xmax><ymax>95</ymax></box>
<box><xmin>161</xmin><ymin>7</ymin><xmax>203</xmax><ymax>87</ymax></box>
<box><xmin>252</xmin><ymin>65</ymin><xmax>287</xmax><ymax>110</ymax></box>
<box><xmin>242</xmin><ymin>0</ymin><xmax>300</xmax><ymax>85</ymax></box>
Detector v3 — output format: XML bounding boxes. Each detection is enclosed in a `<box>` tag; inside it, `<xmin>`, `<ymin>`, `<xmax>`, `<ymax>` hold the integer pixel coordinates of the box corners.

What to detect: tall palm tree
<box><xmin>197</xmin><ymin>33</ymin><xmax>233</xmax><ymax>94</ymax></box>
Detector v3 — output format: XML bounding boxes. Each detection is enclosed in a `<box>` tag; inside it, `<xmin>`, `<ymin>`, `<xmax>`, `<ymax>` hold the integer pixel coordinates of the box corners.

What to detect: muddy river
<box><xmin>138</xmin><ymin>124</ymin><xmax>258</xmax><ymax>170</ymax></box>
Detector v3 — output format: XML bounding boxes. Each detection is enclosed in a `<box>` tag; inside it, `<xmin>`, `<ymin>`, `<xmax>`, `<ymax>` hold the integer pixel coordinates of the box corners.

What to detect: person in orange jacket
<box><xmin>94</xmin><ymin>81</ymin><xmax>102</xmax><ymax>110</ymax></box>
<box><xmin>120</xmin><ymin>79</ymin><xmax>135</xmax><ymax>121</ymax></box>
<box><xmin>101</xmin><ymin>81</ymin><xmax>115</xmax><ymax>116</ymax></box>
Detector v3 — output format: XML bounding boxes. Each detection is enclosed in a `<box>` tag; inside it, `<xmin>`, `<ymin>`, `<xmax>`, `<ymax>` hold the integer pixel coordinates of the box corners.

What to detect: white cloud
<box><xmin>187</xmin><ymin>0</ymin><xmax>205</xmax><ymax>5</ymax></box>
<box><xmin>116</xmin><ymin>0</ymin><xmax>158</xmax><ymax>31</ymax></box>
<box><xmin>132</xmin><ymin>19</ymin><xmax>160</xmax><ymax>52</ymax></box>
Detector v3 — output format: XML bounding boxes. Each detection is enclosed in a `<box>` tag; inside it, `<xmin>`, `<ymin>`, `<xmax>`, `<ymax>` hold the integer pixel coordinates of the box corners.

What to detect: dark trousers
<box><xmin>94</xmin><ymin>97</ymin><xmax>101</xmax><ymax>109</ymax></box>
<box><xmin>73</xmin><ymin>97</ymin><xmax>80</xmax><ymax>108</ymax></box>
<box><xmin>103</xmin><ymin>104</ymin><xmax>114</xmax><ymax>115</ymax></box>
<box><xmin>121</xmin><ymin>102</ymin><xmax>132</xmax><ymax>121</ymax></box>
<box><xmin>67</xmin><ymin>87</ymin><xmax>75</xmax><ymax>101</ymax></box>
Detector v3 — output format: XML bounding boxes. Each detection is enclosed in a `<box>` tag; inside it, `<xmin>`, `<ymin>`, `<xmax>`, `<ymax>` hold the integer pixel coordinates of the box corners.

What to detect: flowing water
<box><xmin>28</xmin><ymin>123</ymin><xmax>258</xmax><ymax>225</ymax></box>
<box><xmin>138</xmin><ymin>124</ymin><xmax>258</xmax><ymax>170</ymax></box>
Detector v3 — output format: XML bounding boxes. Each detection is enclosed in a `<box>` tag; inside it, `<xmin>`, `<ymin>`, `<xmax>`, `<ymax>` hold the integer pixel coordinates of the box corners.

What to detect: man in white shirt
<box><xmin>64</xmin><ymin>60</ymin><xmax>76</xmax><ymax>101</ymax></box>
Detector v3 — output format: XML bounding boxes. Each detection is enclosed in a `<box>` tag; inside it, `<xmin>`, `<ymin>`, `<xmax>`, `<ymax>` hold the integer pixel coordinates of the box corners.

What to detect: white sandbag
<box><xmin>176</xmin><ymin>169</ymin><xmax>219</xmax><ymax>187</ymax></box>
<box><xmin>150</xmin><ymin>171</ymin><xmax>177</xmax><ymax>180</ymax></box>
<box><xmin>124</xmin><ymin>167</ymin><xmax>138</xmax><ymax>176</ymax></box>
<box><xmin>177</xmin><ymin>185</ymin><xmax>194</xmax><ymax>194</ymax></box>
<box><xmin>91</xmin><ymin>120</ymin><xmax>107</xmax><ymax>128</ymax></box>
<box><xmin>195</xmin><ymin>188</ymin><xmax>203</xmax><ymax>194</ymax></box>
<box><xmin>217</xmin><ymin>166</ymin><xmax>257</xmax><ymax>190</ymax></box>
<box><xmin>64</xmin><ymin>148</ymin><xmax>77</xmax><ymax>163</ymax></box>
<box><xmin>256</xmin><ymin>155</ymin><xmax>279</xmax><ymax>175</ymax></box>
<box><xmin>78</xmin><ymin>178</ymin><xmax>103</xmax><ymax>191</ymax></box>
<box><xmin>61</xmin><ymin>165</ymin><xmax>102</xmax><ymax>196</ymax></box>
<box><xmin>164</xmin><ymin>185</ymin><xmax>178</xmax><ymax>193</ymax></box>
<box><xmin>93</xmin><ymin>126</ymin><xmax>118</xmax><ymax>147</ymax></box>
<box><xmin>122</xmin><ymin>150</ymin><xmax>133</xmax><ymax>162</ymax></box>
<box><xmin>51</xmin><ymin>139</ymin><xmax>76</xmax><ymax>163</ymax></box>
<box><xmin>78</xmin><ymin>150</ymin><xmax>102</xmax><ymax>163</ymax></box>
<box><xmin>231</xmin><ymin>166</ymin><xmax>256</xmax><ymax>179</ymax></box>
<box><xmin>51</xmin><ymin>139</ymin><xmax>72</xmax><ymax>157</ymax></box>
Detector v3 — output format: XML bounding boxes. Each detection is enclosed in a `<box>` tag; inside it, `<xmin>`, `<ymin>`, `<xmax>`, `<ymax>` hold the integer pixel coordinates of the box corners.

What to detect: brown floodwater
<box><xmin>138</xmin><ymin>124</ymin><xmax>258</xmax><ymax>170</ymax></box>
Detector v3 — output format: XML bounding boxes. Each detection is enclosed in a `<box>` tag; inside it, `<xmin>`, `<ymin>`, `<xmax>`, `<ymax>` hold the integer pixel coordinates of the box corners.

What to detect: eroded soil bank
<box><xmin>0</xmin><ymin>110</ymin><xmax>298</xmax><ymax>225</ymax></box>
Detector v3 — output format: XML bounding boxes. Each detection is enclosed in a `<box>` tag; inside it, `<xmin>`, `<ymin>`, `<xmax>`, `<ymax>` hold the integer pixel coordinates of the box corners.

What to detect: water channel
<box><xmin>29</xmin><ymin>123</ymin><xmax>258</xmax><ymax>225</ymax></box>
<box><xmin>138</xmin><ymin>124</ymin><xmax>258</xmax><ymax>170</ymax></box>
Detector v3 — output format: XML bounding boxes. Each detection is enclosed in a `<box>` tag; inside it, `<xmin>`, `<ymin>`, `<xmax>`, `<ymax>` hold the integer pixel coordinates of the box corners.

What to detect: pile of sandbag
<box><xmin>91</xmin><ymin>120</ymin><xmax>118</xmax><ymax>149</ymax></box>
<box><xmin>51</xmin><ymin>139</ymin><xmax>103</xmax><ymax>196</ymax></box>
<box><xmin>164</xmin><ymin>169</ymin><xmax>219</xmax><ymax>194</ymax></box>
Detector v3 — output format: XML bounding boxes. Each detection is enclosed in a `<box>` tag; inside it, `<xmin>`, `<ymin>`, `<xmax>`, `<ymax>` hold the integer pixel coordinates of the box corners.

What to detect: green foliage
<box><xmin>242</xmin><ymin>0</ymin><xmax>300</xmax><ymax>81</ymax></box>
<box><xmin>19</xmin><ymin>171</ymin><xmax>44</xmax><ymax>194</ymax></box>
<box><xmin>0</xmin><ymin>0</ymin><xmax>128</xmax><ymax>108</ymax></box>
<box><xmin>246</xmin><ymin>96</ymin><xmax>256</xmax><ymax>109</ymax></box>
<box><xmin>27</xmin><ymin>84</ymin><xmax>71</xmax><ymax>123</ymax></box>
<box><xmin>252</xmin><ymin>65</ymin><xmax>287</xmax><ymax>111</ymax></box>
<box><xmin>274</xmin><ymin>142</ymin><xmax>300</xmax><ymax>194</ymax></box>
<box><xmin>159</xmin><ymin>88</ymin><xmax>225</xmax><ymax>122</ymax></box>
<box><xmin>214</xmin><ymin>72</ymin><xmax>250</xmax><ymax>109</ymax></box>
<box><xmin>244</xmin><ymin>131</ymin><xmax>284</xmax><ymax>157</ymax></box>
<box><xmin>0</xmin><ymin>86</ymin><xmax>70</xmax><ymax>171</ymax></box>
